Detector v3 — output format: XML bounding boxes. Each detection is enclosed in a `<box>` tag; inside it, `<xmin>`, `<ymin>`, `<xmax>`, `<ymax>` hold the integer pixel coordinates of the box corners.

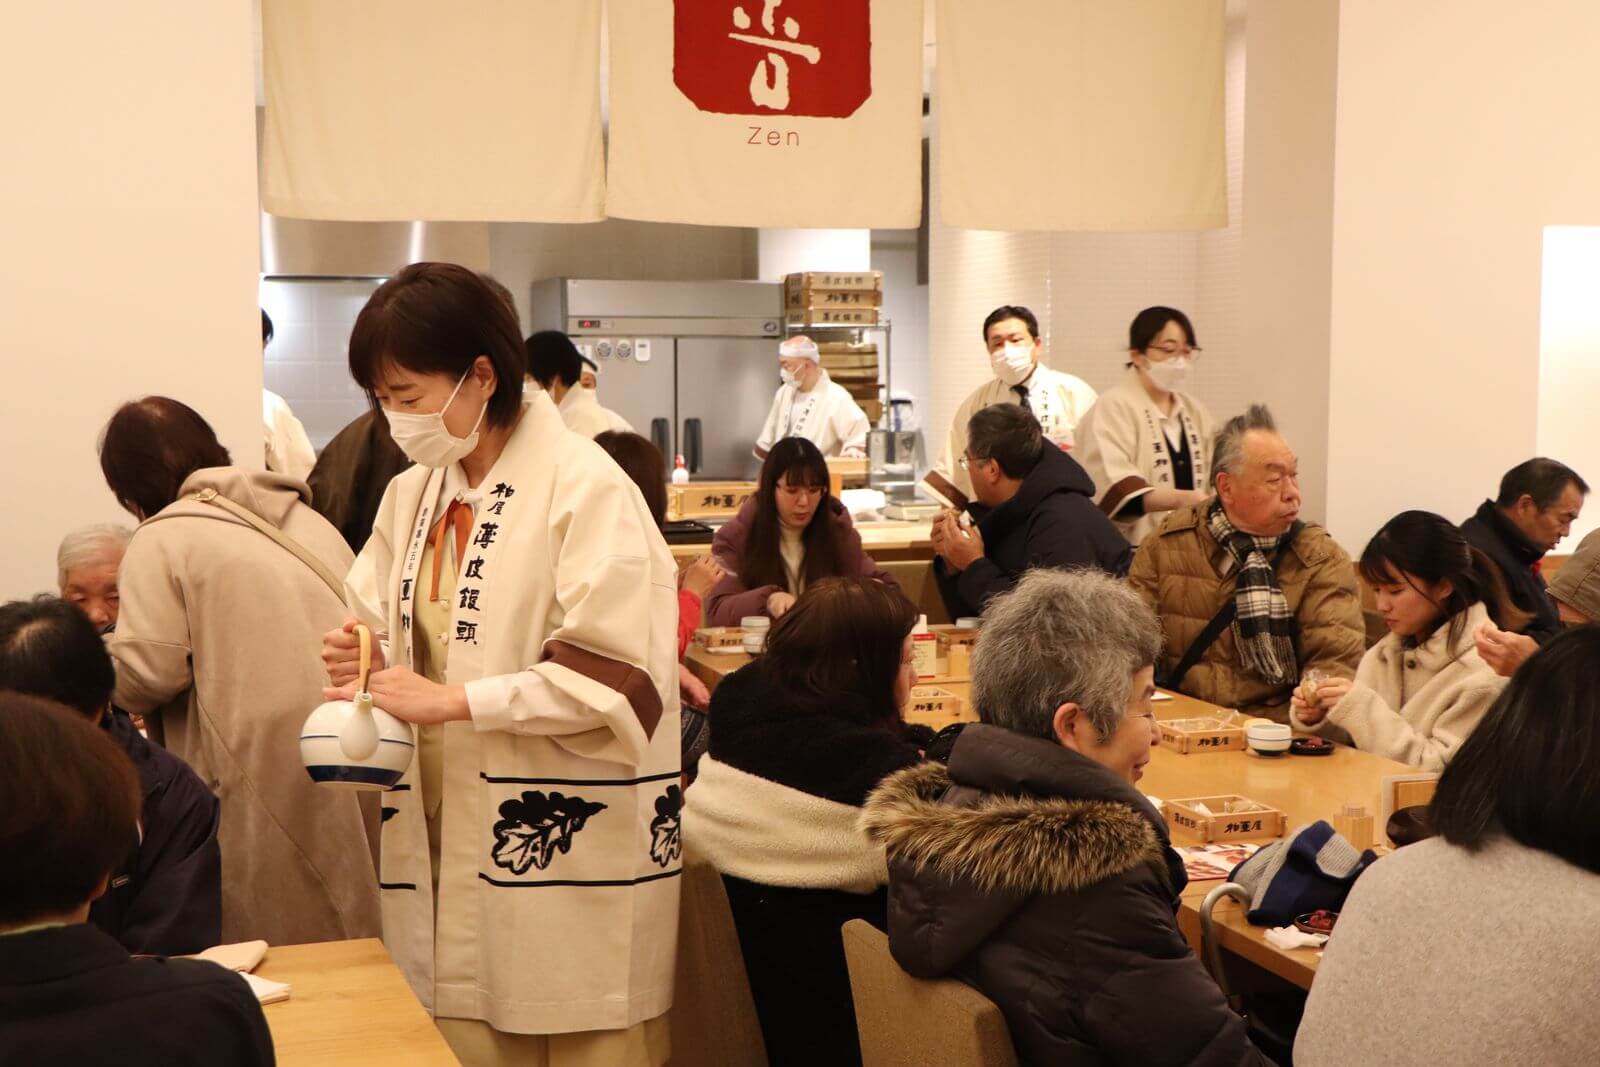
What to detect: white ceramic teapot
<box><xmin>300</xmin><ymin>624</ymin><xmax>415</xmax><ymax>790</ymax></box>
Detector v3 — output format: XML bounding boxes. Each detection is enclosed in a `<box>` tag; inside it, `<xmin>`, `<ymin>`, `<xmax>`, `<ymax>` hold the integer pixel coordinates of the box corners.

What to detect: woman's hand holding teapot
<box><xmin>322</xmin><ymin>617</ymin><xmax>385</xmax><ymax>687</ymax></box>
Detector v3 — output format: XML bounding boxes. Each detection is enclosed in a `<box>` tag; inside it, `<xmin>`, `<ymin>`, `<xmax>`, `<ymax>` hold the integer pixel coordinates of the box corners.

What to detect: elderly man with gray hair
<box><xmin>1127</xmin><ymin>404</ymin><xmax>1364</xmax><ymax>720</ymax></box>
<box><xmin>862</xmin><ymin>570</ymin><xmax>1268</xmax><ymax>1066</ymax></box>
<box><xmin>58</xmin><ymin>524</ymin><xmax>134</xmax><ymax>634</ymax></box>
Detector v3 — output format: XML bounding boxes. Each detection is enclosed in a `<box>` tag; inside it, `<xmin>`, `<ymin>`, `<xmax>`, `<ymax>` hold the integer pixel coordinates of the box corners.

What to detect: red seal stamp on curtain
<box><xmin>674</xmin><ymin>0</ymin><xmax>873</xmax><ymax>118</ymax></box>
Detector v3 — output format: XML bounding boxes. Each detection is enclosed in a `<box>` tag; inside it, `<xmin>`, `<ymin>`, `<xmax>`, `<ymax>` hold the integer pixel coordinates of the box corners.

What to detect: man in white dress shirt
<box><xmin>922</xmin><ymin>305</ymin><xmax>1098</xmax><ymax>509</ymax></box>
<box><xmin>525</xmin><ymin>329</ymin><xmax>634</xmax><ymax>439</ymax></box>
<box><xmin>753</xmin><ymin>335</ymin><xmax>871</xmax><ymax>460</ymax></box>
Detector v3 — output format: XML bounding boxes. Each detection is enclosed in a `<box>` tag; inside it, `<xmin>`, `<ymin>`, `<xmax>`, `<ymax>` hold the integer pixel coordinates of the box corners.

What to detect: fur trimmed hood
<box><xmin>859</xmin><ymin>724</ymin><xmax>1184</xmax><ymax>979</ymax></box>
<box><xmin>860</xmin><ymin>761</ymin><xmax>1162</xmax><ymax>897</ymax></box>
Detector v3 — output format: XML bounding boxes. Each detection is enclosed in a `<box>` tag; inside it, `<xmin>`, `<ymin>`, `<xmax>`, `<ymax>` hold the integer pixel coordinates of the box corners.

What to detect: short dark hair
<box><xmin>0</xmin><ymin>692</ymin><xmax>141</xmax><ymax>924</ymax></box>
<box><xmin>756</xmin><ymin>577</ymin><xmax>919</xmax><ymax>729</ymax></box>
<box><xmin>966</xmin><ymin>403</ymin><xmax>1044</xmax><ymax>479</ymax></box>
<box><xmin>99</xmin><ymin>397</ymin><xmax>232</xmax><ymax>518</ymax></box>
<box><xmin>1432</xmin><ymin>626</ymin><xmax>1600</xmax><ymax>874</ymax></box>
<box><xmin>525</xmin><ymin>330</ymin><xmax>584</xmax><ymax>390</ymax></box>
<box><xmin>0</xmin><ymin>597</ymin><xmax>116</xmax><ymax>718</ymax></box>
<box><xmin>261</xmin><ymin>309</ymin><xmax>274</xmax><ymax>345</ymax></box>
<box><xmin>595</xmin><ymin>431</ymin><xmax>667</xmax><ymax>528</ymax></box>
<box><xmin>1129</xmin><ymin>306</ymin><xmax>1198</xmax><ymax>352</ymax></box>
<box><xmin>1495</xmin><ymin>458</ymin><xmax>1589</xmax><ymax>510</ymax></box>
<box><xmin>982</xmin><ymin>305</ymin><xmax>1040</xmax><ymax>343</ymax></box>
<box><xmin>348</xmin><ymin>262</ymin><xmax>527</xmax><ymax>429</ymax></box>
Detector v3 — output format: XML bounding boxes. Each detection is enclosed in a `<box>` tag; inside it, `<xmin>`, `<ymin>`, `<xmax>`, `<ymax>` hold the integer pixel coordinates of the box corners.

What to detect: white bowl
<box><xmin>1246</xmin><ymin>722</ymin><xmax>1293</xmax><ymax>756</ymax></box>
<box><xmin>740</xmin><ymin>615</ymin><xmax>771</xmax><ymax>631</ymax></box>
<box><xmin>742</xmin><ymin>632</ymin><xmax>767</xmax><ymax>655</ymax></box>
<box><xmin>956</xmin><ymin>617</ymin><xmax>983</xmax><ymax>629</ymax></box>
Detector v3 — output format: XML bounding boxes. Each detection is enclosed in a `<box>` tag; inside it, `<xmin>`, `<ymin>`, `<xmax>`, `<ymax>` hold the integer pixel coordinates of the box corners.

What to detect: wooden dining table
<box><xmin>257</xmin><ymin>938</ymin><xmax>459</xmax><ymax>1065</ymax></box>
<box><xmin>684</xmin><ymin>643</ymin><xmax>1417</xmax><ymax>990</ymax></box>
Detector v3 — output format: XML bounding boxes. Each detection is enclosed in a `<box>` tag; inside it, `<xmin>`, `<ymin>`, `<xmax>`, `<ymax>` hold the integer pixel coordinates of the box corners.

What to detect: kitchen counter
<box><xmin>669</xmin><ymin>518</ymin><xmax>935</xmax><ymax>563</ymax></box>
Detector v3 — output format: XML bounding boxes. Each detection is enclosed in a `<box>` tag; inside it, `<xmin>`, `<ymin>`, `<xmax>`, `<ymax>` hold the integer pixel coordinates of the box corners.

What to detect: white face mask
<box><xmin>383</xmin><ymin>371</ymin><xmax>486</xmax><ymax>469</ymax></box>
<box><xmin>990</xmin><ymin>342</ymin><xmax>1035</xmax><ymax>386</ymax></box>
<box><xmin>1145</xmin><ymin>356</ymin><xmax>1192</xmax><ymax>392</ymax></box>
<box><xmin>779</xmin><ymin>366</ymin><xmax>799</xmax><ymax>388</ymax></box>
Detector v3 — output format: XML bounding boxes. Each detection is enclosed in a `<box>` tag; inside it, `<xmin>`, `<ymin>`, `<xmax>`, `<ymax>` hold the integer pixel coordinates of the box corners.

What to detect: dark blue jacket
<box><xmin>90</xmin><ymin>710</ymin><xmax>221</xmax><ymax>956</ymax></box>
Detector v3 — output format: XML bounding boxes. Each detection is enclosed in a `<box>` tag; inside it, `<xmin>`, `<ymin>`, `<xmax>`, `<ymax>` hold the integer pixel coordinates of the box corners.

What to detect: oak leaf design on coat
<box><xmin>648</xmin><ymin>785</ymin><xmax>683</xmax><ymax>868</ymax></box>
<box><xmin>491</xmin><ymin>790</ymin><xmax>608</xmax><ymax>875</ymax></box>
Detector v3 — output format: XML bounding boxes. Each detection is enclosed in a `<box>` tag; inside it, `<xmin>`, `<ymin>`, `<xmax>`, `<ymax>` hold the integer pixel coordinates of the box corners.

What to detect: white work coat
<box><xmin>1073</xmin><ymin>370</ymin><xmax>1215</xmax><ymax>545</ymax></box>
<box><xmin>557</xmin><ymin>384</ymin><xmax>633</xmax><ymax>438</ymax></box>
<box><xmin>263</xmin><ymin>389</ymin><xmax>316</xmax><ymax>482</ymax></box>
<box><xmin>754</xmin><ymin>368</ymin><xmax>871</xmax><ymax>458</ymax></box>
<box><xmin>345</xmin><ymin>390</ymin><xmax>681</xmax><ymax>1035</ymax></box>
<box><xmin>922</xmin><ymin>364</ymin><xmax>1097</xmax><ymax>507</ymax></box>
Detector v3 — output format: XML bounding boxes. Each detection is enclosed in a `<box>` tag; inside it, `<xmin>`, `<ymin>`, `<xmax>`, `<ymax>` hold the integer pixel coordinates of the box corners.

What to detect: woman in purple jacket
<box><xmin>707</xmin><ymin>437</ymin><xmax>896</xmax><ymax>625</ymax></box>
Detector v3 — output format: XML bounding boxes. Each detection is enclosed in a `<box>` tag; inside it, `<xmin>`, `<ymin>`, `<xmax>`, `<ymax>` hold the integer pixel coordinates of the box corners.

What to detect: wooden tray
<box><xmin>691</xmin><ymin>627</ymin><xmax>745</xmax><ymax>651</ymax></box>
<box><xmin>669</xmin><ymin>482</ymin><xmax>755</xmax><ymax>521</ymax></box>
<box><xmin>1166</xmin><ymin>795</ymin><xmax>1287</xmax><ymax>843</ymax></box>
<box><xmin>1157</xmin><ymin>717</ymin><xmax>1246</xmax><ymax>754</ymax></box>
<box><xmin>904</xmin><ymin>686</ymin><xmax>973</xmax><ymax>730</ymax></box>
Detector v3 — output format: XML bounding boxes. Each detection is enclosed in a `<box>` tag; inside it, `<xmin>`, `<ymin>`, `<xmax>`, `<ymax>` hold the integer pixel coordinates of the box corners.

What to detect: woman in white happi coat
<box><xmin>754</xmin><ymin>335</ymin><xmax>871</xmax><ymax>460</ymax></box>
<box><xmin>921</xmin><ymin>305</ymin><xmax>1097</xmax><ymax>508</ymax></box>
<box><xmin>1074</xmin><ymin>307</ymin><xmax>1217</xmax><ymax>545</ymax></box>
<box><xmin>322</xmin><ymin>264</ymin><xmax>680</xmax><ymax>1067</ymax></box>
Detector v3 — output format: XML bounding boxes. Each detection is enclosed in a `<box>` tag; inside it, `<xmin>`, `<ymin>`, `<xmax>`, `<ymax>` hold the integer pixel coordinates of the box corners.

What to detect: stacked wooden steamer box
<box><xmin>784</xmin><ymin>271</ymin><xmax>884</xmax><ymax>425</ymax></box>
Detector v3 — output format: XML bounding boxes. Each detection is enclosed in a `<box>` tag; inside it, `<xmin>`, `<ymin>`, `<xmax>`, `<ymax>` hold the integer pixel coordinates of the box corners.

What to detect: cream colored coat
<box><xmin>556</xmin><ymin>382</ymin><xmax>633</xmax><ymax>438</ymax></box>
<box><xmin>1073</xmin><ymin>370</ymin><xmax>1215</xmax><ymax>545</ymax></box>
<box><xmin>923</xmin><ymin>364</ymin><xmax>1097</xmax><ymax>506</ymax></box>
<box><xmin>111</xmin><ymin>467</ymin><xmax>380</xmax><ymax>946</ymax></box>
<box><xmin>1291</xmin><ymin>602</ymin><xmax>1505</xmax><ymax>771</ymax></box>
<box><xmin>345</xmin><ymin>391</ymin><xmax>681</xmax><ymax>1035</ymax></box>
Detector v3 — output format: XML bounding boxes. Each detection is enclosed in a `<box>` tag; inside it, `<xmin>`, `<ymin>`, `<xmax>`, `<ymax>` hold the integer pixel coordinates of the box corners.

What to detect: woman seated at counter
<box><xmin>683</xmin><ymin>577</ymin><xmax>926</xmax><ymax>1067</ymax></box>
<box><xmin>706</xmin><ymin>436</ymin><xmax>895</xmax><ymax>625</ymax></box>
<box><xmin>1290</xmin><ymin>510</ymin><xmax>1525</xmax><ymax>770</ymax></box>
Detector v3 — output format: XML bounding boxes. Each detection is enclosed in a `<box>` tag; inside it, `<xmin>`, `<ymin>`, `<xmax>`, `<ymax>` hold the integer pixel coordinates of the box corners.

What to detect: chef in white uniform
<box><xmin>526</xmin><ymin>329</ymin><xmax>633</xmax><ymax>439</ymax></box>
<box><xmin>922</xmin><ymin>305</ymin><xmax>1098</xmax><ymax>508</ymax></box>
<box><xmin>754</xmin><ymin>335</ymin><xmax>871</xmax><ymax>460</ymax></box>
<box><xmin>261</xmin><ymin>309</ymin><xmax>317</xmax><ymax>481</ymax></box>
<box><xmin>1074</xmin><ymin>306</ymin><xmax>1216</xmax><ymax>545</ymax></box>
<box><xmin>323</xmin><ymin>265</ymin><xmax>678</xmax><ymax>1067</ymax></box>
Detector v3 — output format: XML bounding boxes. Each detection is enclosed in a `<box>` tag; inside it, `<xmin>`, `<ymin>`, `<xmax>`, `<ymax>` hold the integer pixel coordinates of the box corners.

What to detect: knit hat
<box><xmin>1548</xmin><ymin>528</ymin><xmax>1600</xmax><ymax>623</ymax></box>
<box><xmin>779</xmin><ymin>335</ymin><xmax>820</xmax><ymax>363</ymax></box>
<box><xmin>1227</xmin><ymin>820</ymin><xmax>1378</xmax><ymax>926</ymax></box>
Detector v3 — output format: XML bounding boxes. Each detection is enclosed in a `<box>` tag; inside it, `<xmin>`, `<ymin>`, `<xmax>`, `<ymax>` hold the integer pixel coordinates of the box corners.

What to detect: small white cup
<box><xmin>1246</xmin><ymin>722</ymin><xmax>1293</xmax><ymax>756</ymax></box>
<box><xmin>956</xmin><ymin>617</ymin><xmax>982</xmax><ymax>629</ymax></box>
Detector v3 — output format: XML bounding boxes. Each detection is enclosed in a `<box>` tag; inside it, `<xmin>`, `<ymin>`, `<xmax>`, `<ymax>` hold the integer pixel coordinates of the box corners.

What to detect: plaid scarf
<box><xmin>1208</xmin><ymin>501</ymin><xmax>1299</xmax><ymax>686</ymax></box>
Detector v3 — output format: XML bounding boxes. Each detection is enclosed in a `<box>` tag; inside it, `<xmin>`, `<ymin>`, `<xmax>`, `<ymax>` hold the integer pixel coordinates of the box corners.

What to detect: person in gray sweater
<box><xmin>1296</xmin><ymin>626</ymin><xmax>1600</xmax><ymax>1065</ymax></box>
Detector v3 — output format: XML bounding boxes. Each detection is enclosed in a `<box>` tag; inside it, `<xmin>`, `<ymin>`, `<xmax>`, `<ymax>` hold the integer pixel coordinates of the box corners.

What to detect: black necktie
<box><xmin>1011</xmin><ymin>385</ymin><xmax>1031</xmax><ymax>412</ymax></box>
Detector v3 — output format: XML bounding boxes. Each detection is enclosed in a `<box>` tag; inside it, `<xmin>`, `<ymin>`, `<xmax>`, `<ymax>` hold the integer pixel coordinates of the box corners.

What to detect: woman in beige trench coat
<box><xmin>103</xmin><ymin>396</ymin><xmax>379</xmax><ymax>945</ymax></box>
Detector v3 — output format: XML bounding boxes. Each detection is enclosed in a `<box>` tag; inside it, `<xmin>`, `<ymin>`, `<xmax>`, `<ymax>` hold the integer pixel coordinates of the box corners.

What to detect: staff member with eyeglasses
<box><xmin>1074</xmin><ymin>307</ymin><xmax>1217</xmax><ymax>545</ymax></box>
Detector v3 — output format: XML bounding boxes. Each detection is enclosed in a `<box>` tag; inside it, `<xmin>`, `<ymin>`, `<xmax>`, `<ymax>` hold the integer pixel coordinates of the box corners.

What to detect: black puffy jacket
<box><xmin>861</xmin><ymin>725</ymin><xmax>1268</xmax><ymax>1067</ymax></box>
<box><xmin>934</xmin><ymin>443</ymin><xmax>1132</xmax><ymax>619</ymax></box>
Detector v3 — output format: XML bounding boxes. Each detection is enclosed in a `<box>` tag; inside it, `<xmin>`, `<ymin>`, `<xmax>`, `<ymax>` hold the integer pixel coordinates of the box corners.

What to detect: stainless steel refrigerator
<box><xmin>529</xmin><ymin>278</ymin><xmax>784</xmax><ymax>481</ymax></box>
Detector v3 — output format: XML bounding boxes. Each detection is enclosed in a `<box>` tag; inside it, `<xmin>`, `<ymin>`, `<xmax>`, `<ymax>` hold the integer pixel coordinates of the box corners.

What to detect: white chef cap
<box><xmin>779</xmin><ymin>335</ymin><xmax>819</xmax><ymax>363</ymax></box>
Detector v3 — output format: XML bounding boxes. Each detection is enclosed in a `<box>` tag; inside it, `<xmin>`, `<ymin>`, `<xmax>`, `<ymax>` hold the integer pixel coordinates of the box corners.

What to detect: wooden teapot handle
<box><xmin>355</xmin><ymin>623</ymin><xmax>373</xmax><ymax>694</ymax></box>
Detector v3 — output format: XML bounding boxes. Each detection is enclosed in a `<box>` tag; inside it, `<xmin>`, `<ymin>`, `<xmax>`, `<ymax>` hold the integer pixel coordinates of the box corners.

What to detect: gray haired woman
<box><xmin>861</xmin><ymin>569</ymin><xmax>1267</xmax><ymax>1067</ymax></box>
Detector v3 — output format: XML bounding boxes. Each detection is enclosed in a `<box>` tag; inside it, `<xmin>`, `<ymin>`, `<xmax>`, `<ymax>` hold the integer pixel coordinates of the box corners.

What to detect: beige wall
<box><xmin>0</xmin><ymin>0</ymin><xmax>261</xmax><ymax>600</ymax></box>
<box><xmin>1322</xmin><ymin>0</ymin><xmax>1600</xmax><ymax>549</ymax></box>
<box><xmin>1238</xmin><ymin>0</ymin><xmax>1340</xmax><ymax>524</ymax></box>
